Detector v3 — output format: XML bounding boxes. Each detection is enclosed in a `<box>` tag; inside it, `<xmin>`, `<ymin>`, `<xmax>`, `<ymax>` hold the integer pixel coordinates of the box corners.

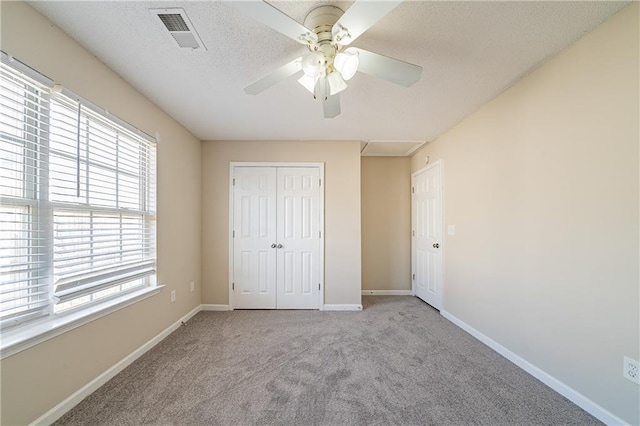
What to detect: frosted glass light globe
<box><xmin>327</xmin><ymin>71</ymin><xmax>348</xmax><ymax>95</ymax></box>
<box><xmin>301</xmin><ymin>52</ymin><xmax>325</xmax><ymax>78</ymax></box>
<box><xmin>334</xmin><ymin>52</ymin><xmax>359</xmax><ymax>81</ymax></box>
<box><xmin>298</xmin><ymin>74</ymin><xmax>319</xmax><ymax>94</ymax></box>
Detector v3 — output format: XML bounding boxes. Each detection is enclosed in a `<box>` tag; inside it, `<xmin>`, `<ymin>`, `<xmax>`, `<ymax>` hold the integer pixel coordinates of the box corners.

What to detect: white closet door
<box><xmin>233</xmin><ymin>167</ymin><xmax>277</xmax><ymax>309</ymax></box>
<box><xmin>276</xmin><ymin>167</ymin><xmax>320</xmax><ymax>309</ymax></box>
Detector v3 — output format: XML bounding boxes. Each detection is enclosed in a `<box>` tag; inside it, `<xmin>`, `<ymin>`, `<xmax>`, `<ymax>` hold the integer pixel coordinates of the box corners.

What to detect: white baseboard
<box><xmin>323</xmin><ymin>304</ymin><xmax>363</xmax><ymax>311</ymax></box>
<box><xmin>440</xmin><ymin>310</ymin><xmax>627</xmax><ymax>426</ymax></box>
<box><xmin>201</xmin><ymin>304</ymin><xmax>229</xmax><ymax>311</ymax></box>
<box><xmin>31</xmin><ymin>305</ymin><xmax>201</xmax><ymax>426</ymax></box>
<box><xmin>361</xmin><ymin>290</ymin><xmax>413</xmax><ymax>296</ymax></box>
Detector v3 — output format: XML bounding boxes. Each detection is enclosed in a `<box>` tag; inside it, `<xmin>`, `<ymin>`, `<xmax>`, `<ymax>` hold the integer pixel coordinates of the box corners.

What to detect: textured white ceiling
<box><xmin>28</xmin><ymin>1</ymin><xmax>628</xmax><ymax>143</ymax></box>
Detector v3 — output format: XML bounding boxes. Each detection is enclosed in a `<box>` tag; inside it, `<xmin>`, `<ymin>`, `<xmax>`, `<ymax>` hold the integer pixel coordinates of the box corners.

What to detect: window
<box><xmin>0</xmin><ymin>53</ymin><xmax>156</xmax><ymax>333</ymax></box>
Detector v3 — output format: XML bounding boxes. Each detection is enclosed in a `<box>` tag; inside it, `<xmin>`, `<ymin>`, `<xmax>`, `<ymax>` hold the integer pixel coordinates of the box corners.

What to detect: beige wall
<box><xmin>361</xmin><ymin>157</ymin><xmax>411</xmax><ymax>292</ymax></box>
<box><xmin>0</xmin><ymin>3</ymin><xmax>202</xmax><ymax>424</ymax></box>
<box><xmin>410</xmin><ymin>4</ymin><xmax>639</xmax><ymax>423</ymax></box>
<box><xmin>201</xmin><ymin>140</ymin><xmax>362</xmax><ymax>306</ymax></box>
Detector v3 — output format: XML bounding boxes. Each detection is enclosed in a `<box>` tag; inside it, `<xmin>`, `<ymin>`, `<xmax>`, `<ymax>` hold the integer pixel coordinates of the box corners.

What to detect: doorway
<box><xmin>411</xmin><ymin>160</ymin><xmax>443</xmax><ymax>310</ymax></box>
<box><xmin>229</xmin><ymin>163</ymin><xmax>324</xmax><ymax>309</ymax></box>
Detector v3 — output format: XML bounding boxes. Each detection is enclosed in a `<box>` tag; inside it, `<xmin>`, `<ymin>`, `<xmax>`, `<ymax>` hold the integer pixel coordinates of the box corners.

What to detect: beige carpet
<box><xmin>55</xmin><ymin>296</ymin><xmax>600</xmax><ymax>425</ymax></box>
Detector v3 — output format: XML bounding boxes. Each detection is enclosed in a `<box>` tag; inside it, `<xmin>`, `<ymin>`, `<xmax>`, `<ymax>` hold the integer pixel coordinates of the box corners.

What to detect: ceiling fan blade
<box><xmin>332</xmin><ymin>0</ymin><xmax>403</xmax><ymax>45</ymax></box>
<box><xmin>318</xmin><ymin>77</ymin><xmax>341</xmax><ymax>118</ymax></box>
<box><xmin>229</xmin><ymin>1</ymin><xmax>317</xmax><ymax>45</ymax></box>
<box><xmin>323</xmin><ymin>93</ymin><xmax>341</xmax><ymax>118</ymax></box>
<box><xmin>347</xmin><ymin>47</ymin><xmax>422</xmax><ymax>87</ymax></box>
<box><xmin>244</xmin><ymin>57</ymin><xmax>302</xmax><ymax>94</ymax></box>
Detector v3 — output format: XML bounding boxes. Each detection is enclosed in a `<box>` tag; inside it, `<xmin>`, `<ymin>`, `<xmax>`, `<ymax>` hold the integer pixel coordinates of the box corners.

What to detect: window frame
<box><xmin>0</xmin><ymin>52</ymin><xmax>160</xmax><ymax>359</ymax></box>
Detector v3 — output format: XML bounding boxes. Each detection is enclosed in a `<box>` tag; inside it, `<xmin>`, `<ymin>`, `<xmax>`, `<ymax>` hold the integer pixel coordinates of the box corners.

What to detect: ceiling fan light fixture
<box><xmin>235</xmin><ymin>0</ymin><xmax>422</xmax><ymax>118</ymax></box>
<box><xmin>334</xmin><ymin>51</ymin><xmax>359</xmax><ymax>80</ymax></box>
<box><xmin>297</xmin><ymin>74</ymin><xmax>319</xmax><ymax>94</ymax></box>
<box><xmin>301</xmin><ymin>51</ymin><xmax>325</xmax><ymax>78</ymax></box>
<box><xmin>327</xmin><ymin>71</ymin><xmax>348</xmax><ymax>95</ymax></box>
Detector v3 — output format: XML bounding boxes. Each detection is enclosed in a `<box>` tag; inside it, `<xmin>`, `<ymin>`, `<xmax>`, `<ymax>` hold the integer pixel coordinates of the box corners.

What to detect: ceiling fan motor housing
<box><xmin>303</xmin><ymin>5</ymin><xmax>345</xmax><ymax>68</ymax></box>
<box><xmin>304</xmin><ymin>5</ymin><xmax>344</xmax><ymax>43</ymax></box>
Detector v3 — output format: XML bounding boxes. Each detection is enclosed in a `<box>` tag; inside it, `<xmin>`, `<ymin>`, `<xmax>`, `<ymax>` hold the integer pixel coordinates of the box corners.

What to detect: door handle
<box><xmin>271</xmin><ymin>243</ymin><xmax>277</xmax><ymax>248</ymax></box>
<box><xmin>277</xmin><ymin>244</ymin><xmax>283</xmax><ymax>249</ymax></box>
<box><xmin>433</xmin><ymin>243</ymin><xmax>440</xmax><ymax>248</ymax></box>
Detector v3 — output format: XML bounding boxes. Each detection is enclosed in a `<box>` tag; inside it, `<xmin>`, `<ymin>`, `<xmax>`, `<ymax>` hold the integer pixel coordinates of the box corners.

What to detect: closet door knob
<box><xmin>277</xmin><ymin>244</ymin><xmax>283</xmax><ymax>249</ymax></box>
<box><xmin>271</xmin><ymin>243</ymin><xmax>277</xmax><ymax>248</ymax></box>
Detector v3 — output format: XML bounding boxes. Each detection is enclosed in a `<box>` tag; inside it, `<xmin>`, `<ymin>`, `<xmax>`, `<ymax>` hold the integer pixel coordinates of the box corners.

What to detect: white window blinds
<box><xmin>0</xmin><ymin>54</ymin><xmax>156</xmax><ymax>329</ymax></box>
<box><xmin>0</xmin><ymin>61</ymin><xmax>51</xmax><ymax>326</ymax></box>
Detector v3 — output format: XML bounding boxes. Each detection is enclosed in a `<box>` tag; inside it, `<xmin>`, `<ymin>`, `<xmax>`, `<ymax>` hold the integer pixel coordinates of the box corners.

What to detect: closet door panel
<box><xmin>276</xmin><ymin>167</ymin><xmax>320</xmax><ymax>309</ymax></box>
<box><xmin>232</xmin><ymin>167</ymin><xmax>277</xmax><ymax>309</ymax></box>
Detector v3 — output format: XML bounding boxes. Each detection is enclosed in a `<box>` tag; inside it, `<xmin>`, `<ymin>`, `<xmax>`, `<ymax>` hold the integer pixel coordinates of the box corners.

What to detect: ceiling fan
<box><xmin>230</xmin><ymin>0</ymin><xmax>423</xmax><ymax>118</ymax></box>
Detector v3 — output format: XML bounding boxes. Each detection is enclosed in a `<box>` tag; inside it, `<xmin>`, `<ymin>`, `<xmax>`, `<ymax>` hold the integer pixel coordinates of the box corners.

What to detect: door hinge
<box><xmin>232</xmin><ymin>230</ymin><xmax>235</xmax><ymax>238</ymax></box>
<box><xmin>318</xmin><ymin>283</ymin><xmax>321</xmax><ymax>291</ymax></box>
<box><xmin>232</xmin><ymin>282</ymin><xmax>235</xmax><ymax>290</ymax></box>
<box><xmin>412</xmin><ymin>230</ymin><xmax>415</xmax><ymax>237</ymax></box>
<box><xmin>412</xmin><ymin>187</ymin><xmax>414</xmax><ymax>194</ymax></box>
<box><xmin>319</xmin><ymin>230</ymin><xmax>322</xmax><ymax>238</ymax></box>
<box><xmin>319</xmin><ymin>178</ymin><xmax>322</xmax><ymax>186</ymax></box>
<box><xmin>412</xmin><ymin>274</ymin><xmax>415</xmax><ymax>280</ymax></box>
<box><xmin>232</xmin><ymin>178</ymin><xmax>235</xmax><ymax>186</ymax></box>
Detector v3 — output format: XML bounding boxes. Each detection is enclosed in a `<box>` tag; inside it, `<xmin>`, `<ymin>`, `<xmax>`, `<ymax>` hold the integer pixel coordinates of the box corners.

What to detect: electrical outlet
<box><xmin>170</xmin><ymin>290</ymin><xmax>176</xmax><ymax>303</ymax></box>
<box><xmin>190</xmin><ymin>281</ymin><xmax>195</xmax><ymax>292</ymax></box>
<box><xmin>623</xmin><ymin>356</ymin><xmax>640</xmax><ymax>384</ymax></box>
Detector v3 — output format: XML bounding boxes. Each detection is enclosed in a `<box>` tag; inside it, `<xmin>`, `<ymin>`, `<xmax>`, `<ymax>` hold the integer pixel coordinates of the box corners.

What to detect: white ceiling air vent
<box><xmin>150</xmin><ymin>8</ymin><xmax>206</xmax><ymax>50</ymax></box>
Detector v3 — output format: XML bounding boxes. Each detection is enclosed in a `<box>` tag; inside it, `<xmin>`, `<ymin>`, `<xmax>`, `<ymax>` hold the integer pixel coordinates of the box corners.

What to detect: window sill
<box><xmin>0</xmin><ymin>285</ymin><xmax>164</xmax><ymax>360</ymax></box>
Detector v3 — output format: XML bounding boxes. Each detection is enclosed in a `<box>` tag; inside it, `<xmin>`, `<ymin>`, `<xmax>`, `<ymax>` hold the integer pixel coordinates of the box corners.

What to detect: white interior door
<box><xmin>276</xmin><ymin>168</ymin><xmax>320</xmax><ymax>309</ymax></box>
<box><xmin>232</xmin><ymin>165</ymin><xmax>321</xmax><ymax>310</ymax></box>
<box><xmin>412</xmin><ymin>161</ymin><xmax>443</xmax><ymax>309</ymax></box>
<box><xmin>232</xmin><ymin>167</ymin><xmax>277</xmax><ymax>309</ymax></box>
